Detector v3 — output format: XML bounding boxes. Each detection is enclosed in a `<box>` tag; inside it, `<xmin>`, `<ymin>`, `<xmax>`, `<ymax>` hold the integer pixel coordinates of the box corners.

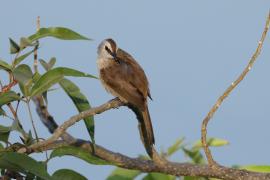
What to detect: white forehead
<box><xmin>98</xmin><ymin>40</ymin><xmax>112</xmax><ymax>51</ymax></box>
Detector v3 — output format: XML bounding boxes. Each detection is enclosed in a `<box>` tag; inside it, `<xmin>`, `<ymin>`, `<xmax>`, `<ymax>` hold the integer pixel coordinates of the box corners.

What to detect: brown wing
<box><xmin>100</xmin><ymin>62</ymin><xmax>146</xmax><ymax>110</ymax></box>
<box><xmin>117</xmin><ymin>49</ymin><xmax>152</xmax><ymax>100</ymax></box>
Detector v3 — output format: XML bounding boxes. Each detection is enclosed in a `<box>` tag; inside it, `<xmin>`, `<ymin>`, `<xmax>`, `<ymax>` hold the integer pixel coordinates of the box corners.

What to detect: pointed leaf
<box><xmin>39</xmin><ymin>59</ymin><xmax>49</xmax><ymax>71</ymax></box>
<box><xmin>167</xmin><ymin>137</ymin><xmax>185</xmax><ymax>156</ymax></box>
<box><xmin>0</xmin><ymin>108</ymin><xmax>5</xmax><ymax>116</ymax></box>
<box><xmin>48</xmin><ymin>57</ymin><xmax>56</xmax><ymax>69</ymax></box>
<box><xmin>9</xmin><ymin>38</ymin><xmax>20</xmax><ymax>54</ymax></box>
<box><xmin>143</xmin><ymin>173</ymin><xmax>176</xmax><ymax>180</ymax></box>
<box><xmin>30</xmin><ymin>67</ymin><xmax>97</xmax><ymax>96</ymax></box>
<box><xmin>13</xmin><ymin>49</ymin><xmax>35</xmax><ymax>67</ymax></box>
<box><xmin>0</xmin><ymin>152</ymin><xmax>51</xmax><ymax>179</ymax></box>
<box><xmin>193</xmin><ymin>138</ymin><xmax>229</xmax><ymax>150</ymax></box>
<box><xmin>107</xmin><ymin>168</ymin><xmax>141</xmax><ymax>180</ymax></box>
<box><xmin>182</xmin><ymin>148</ymin><xmax>204</xmax><ymax>164</ymax></box>
<box><xmin>240</xmin><ymin>165</ymin><xmax>270</xmax><ymax>173</ymax></box>
<box><xmin>0</xmin><ymin>60</ymin><xmax>12</xmax><ymax>71</ymax></box>
<box><xmin>52</xmin><ymin>169</ymin><xmax>87</xmax><ymax>180</ymax></box>
<box><xmin>59</xmin><ymin>78</ymin><xmax>95</xmax><ymax>143</ymax></box>
<box><xmin>0</xmin><ymin>125</ymin><xmax>11</xmax><ymax>143</ymax></box>
<box><xmin>28</xmin><ymin>27</ymin><xmax>91</xmax><ymax>42</ymax></box>
<box><xmin>50</xmin><ymin>146</ymin><xmax>110</xmax><ymax>165</ymax></box>
<box><xmin>0</xmin><ymin>91</ymin><xmax>20</xmax><ymax>107</ymax></box>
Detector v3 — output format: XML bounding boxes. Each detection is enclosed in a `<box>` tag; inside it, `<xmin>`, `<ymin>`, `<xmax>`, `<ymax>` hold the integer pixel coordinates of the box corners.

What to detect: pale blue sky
<box><xmin>1</xmin><ymin>1</ymin><xmax>270</xmax><ymax>179</ymax></box>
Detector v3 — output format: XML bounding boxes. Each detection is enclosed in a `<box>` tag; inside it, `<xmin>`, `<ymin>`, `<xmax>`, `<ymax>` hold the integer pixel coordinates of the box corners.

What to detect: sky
<box><xmin>1</xmin><ymin>1</ymin><xmax>270</xmax><ymax>179</ymax></box>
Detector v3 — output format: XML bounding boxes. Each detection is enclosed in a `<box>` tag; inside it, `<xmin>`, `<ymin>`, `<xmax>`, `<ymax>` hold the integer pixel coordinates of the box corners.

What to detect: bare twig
<box><xmin>34</xmin><ymin>16</ymin><xmax>40</xmax><ymax>73</ymax></box>
<box><xmin>201</xmin><ymin>11</ymin><xmax>270</xmax><ymax>166</ymax></box>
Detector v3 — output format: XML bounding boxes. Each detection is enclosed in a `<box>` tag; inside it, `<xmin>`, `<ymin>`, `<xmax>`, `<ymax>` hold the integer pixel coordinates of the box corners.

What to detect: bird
<box><xmin>96</xmin><ymin>38</ymin><xmax>155</xmax><ymax>157</ymax></box>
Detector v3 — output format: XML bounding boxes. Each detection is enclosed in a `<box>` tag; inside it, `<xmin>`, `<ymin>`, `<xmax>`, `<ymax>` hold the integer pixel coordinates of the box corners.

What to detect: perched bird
<box><xmin>97</xmin><ymin>38</ymin><xmax>155</xmax><ymax>157</ymax></box>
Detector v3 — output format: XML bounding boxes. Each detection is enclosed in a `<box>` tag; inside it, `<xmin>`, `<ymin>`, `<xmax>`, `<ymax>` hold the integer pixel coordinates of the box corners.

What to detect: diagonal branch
<box><xmin>201</xmin><ymin>11</ymin><xmax>270</xmax><ymax>166</ymax></box>
<box><xmin>29</xmin><ymin>98</ymin><xmax>124</xmax><ymax>150</ymax></box>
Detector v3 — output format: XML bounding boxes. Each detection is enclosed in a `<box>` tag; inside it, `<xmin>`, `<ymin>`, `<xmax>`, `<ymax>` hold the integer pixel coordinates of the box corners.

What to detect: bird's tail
<box><xmin>128</xmin><ymin>104</ymin><xmax>155</xmax><ymax>158</ymax></box>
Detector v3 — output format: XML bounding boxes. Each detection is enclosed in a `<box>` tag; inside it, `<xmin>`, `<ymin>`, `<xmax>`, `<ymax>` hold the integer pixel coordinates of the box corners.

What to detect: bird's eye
<box><xmin>105</xmin><ymin>46</ymin><xmax>109</xmax><ymax>51</ymax></box>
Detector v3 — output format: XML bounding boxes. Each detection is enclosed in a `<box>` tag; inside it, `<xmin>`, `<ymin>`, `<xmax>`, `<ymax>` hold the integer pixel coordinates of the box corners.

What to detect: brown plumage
<box><xmin>97</xmin><ymin>39</ymin><xmax>155</xmax><ymax>157</ymax></box>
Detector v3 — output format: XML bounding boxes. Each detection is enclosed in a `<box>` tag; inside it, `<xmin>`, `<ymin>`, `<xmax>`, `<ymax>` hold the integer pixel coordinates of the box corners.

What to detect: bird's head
<box><xmin>97</xmin><ymin>38</ymin><xmax>119</xmax><ymax>62</ymax></box>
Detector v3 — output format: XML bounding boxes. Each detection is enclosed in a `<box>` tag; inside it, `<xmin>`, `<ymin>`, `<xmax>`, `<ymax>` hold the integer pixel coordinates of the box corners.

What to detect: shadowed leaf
<box><xmin>50</xmin><ymin>146</ymin><xmax>110</xmax><ymax>165</ymax></box>
<box><xmin>0</xmin><ymin>125</ymin><xmax>11</xmax><ymax>143</ymax></box>
<box><xmin>13</xmin><ymin>49</ymin><xmax>35</xmax><ymax>67</ymax></box>
<box><xmin>52</xmin><ymin>169</ymin><xmax>87</xmax><ymax>180</ymax></box>
<box><xmin>143</xmin><ymin>173</ymin><xmax>176</xmax><ymax>180</ymax></box>
<box><xmin>0</xmin><ymin>152</ymin><xmax>51</xmax><ymax>179</ymax></box>
<box><xmin>0</xmin><ymin>91</ymin><xmax>20</xmax><ymax>107</ymax></box>
<box><xmin>59</xmin><ymin>78</ymin><xmax>95</xmax><ymax>143</ymax></box>
<box><xmin>0</xmin><ymin>60</ymin><xmax>12</xmax><ymax>71</ymax></box>
<box><xmin>9</xmin><ymin>38</ymin><xmax>20</xmax><ymax>54</ymax></box>
<box><xmin>107</xmin><ymin>168</ymin><xmax>141</xmax><ymax>180</ymax></box>
<box><xmin>182</xmin><ymin>148</ymin><xmax>204</xmax><ymax>164</ymax></box>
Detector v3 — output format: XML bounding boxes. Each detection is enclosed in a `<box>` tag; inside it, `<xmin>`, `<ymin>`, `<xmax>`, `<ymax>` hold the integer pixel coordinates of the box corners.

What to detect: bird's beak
<box><xmin>110</xmin><ymin>51</ymin><xmax>120</xmax><ymax>64</ymax></box>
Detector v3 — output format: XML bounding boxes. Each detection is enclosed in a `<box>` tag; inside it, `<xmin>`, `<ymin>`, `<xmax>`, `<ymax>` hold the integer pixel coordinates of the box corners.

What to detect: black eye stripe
<box><xmin>105</xmin><ymin>46</ymin><xmax>114</xmax><ymax>57</ymax></box>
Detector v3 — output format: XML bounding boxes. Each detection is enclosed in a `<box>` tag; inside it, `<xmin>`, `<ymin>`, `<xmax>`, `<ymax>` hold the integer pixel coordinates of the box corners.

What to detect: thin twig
<box><xmin>201</xmin><ymin>11</ymin><xmax>270</xmax><ymax>166</ymax></box>
<box><xmin>26</xmin><ymin>100</ymin><xmax>39</xmax><ymax>141</ymax></box>
<box><xmin>29</xmin><ymin>98</ymin><xmax>123</xmax><ymax>150</ymax></box>
<box><xmin>7</xmin><ymin>104</ymin><xmax>28</xmax><ymax>139</ymax></box>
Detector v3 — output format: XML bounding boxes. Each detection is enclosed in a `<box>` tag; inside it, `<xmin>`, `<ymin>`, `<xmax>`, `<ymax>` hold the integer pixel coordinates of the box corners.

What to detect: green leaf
<box><xmin>184</xmin><ymin>177</ymin><xmax>208</xmax><ymax>180</ymax></box>
<box><xmin>182</xmin><ymin>148</ymin><xmax>204</xmax><ymax>164</ymax></box>
<box><xmin>0</xmin><ymin>108</ymin><xmax>5</xmax><ymax>116</ymax></box>
<box><xmin>107</xmin><ymin>168</ymin><xmax>141</xmax><ymax>180</ymax></box>
<box><xmin>193</xmin><ymin>138</ymin><xmax>229</xmax><ymax>150</ymax></box>
<box><xmin>30</xmin><ymin>67</ymin><xmax>97</xmax><ymax>97</ymax></box>
<box><xmin>143</xmin><ymin>173</ymin><xmax>176</xmax><ymax>180</ymax></box>
<box><xmin>0</xmin><ymin>91</ymin><xmax>20</xmax><ymax>107</ymax></box>
<box><xmin>9</xmin><ymin>38</ymin><xmax>20</xmax><ymax>54</ymax></box>
<box><xmin>13</xmin><ymin>49</ymin><xmax>35</xmax><ymax>67</ymax></box>
<box><xmin>48</xmin><ymin>57</ymin><xmax>56</xmax><ymax>69</ymax></box>
<box><xmin>0</xmin><ymin>60</ymin><xmax>12</xmax><ymax>71</ymax></box>
<box><xmin>20</xmin><ymin>37</ymin><xmax>32</xmax><ymax>48</ymax></box>
<box><xmin>167</xmin><ymin>137</ymin><xmax>185</xmax><ymax>156</ymax></box>
<box><xmin>52</xmin><ymin>169</ymin><xmax>87</xmax><ymax>180</ymax></box>
<box><xmin>0</xmin><ymin>125</ymin><xmax>12</xmax><ymax>143</ymax></box>
<box><xmin>59</xmin><ymin>78</ymin><xmax>95</xmax><ymax>143</ymax></box>
<box><xmin>28</xmin><ymin>27</ymin><xmax>91</xmax><ymax>42</ymax></box>
<box><xmin>0</xmin><ymin>152</ymin><xmax>51</xmax><ymax>179</ymax></box>
<box><xmin>13</xmin><ymin>64</ymin><xmax>33</xmax><ymax>84</ymax></box>
<box><xmin>50</xmin><ymin>146</ymin><xmax>110</xmax><ymax>165</ymax></box>
<box><xmin>39</xmin><ymin>58</ymin><xmax>56</xmax><ymax>71</ymax></box>
<box><xmin>240</xmin><ymin>165</ymin><xmax>270</xmax><ymax>173</ymax></box>
<box><xmin>13</xmin><ymin>64</ymin><xmax>33</xmax><ymax>96</ymax></box>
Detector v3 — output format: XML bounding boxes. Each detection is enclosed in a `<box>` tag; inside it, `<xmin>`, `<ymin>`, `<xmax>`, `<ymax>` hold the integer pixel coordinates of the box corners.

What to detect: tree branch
<box><xmin>27</xmin><ymin>97</ymin><xmax>270</xmax><ymax>180</ymax></box>
<box><xmin>201</xmin><ymin>11</ymin><xmax>270</xmax><ymax>166</ymax></box>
